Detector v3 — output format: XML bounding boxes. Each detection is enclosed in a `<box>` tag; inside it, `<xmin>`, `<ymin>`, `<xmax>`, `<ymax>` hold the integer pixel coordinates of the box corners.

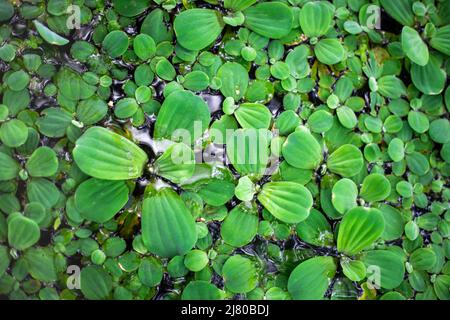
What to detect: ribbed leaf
<box><xmin>361</xmin><ymin>249</ymin><xmax>405</xmax><ymax>289</ymax></box>
<box><xmin>299</xmin><ymin>1</ymin><xmax>334</xmax><ymax>37</ymax></box>
<box><xmin>243</xmin><ymin>2</ymin><xmax>294</xmax><ymax>39</ymax></box>
<box><xmin>337</xmin><ymin>207</ymin><xmax>385</xmax><ymax>255</ymax></box>
<box><xmin>282</xmin><ymin>130</ymin><xmax>322</xmax><ymax>170</ymax></box>
<box><xmin>27</xmin><ymin>178</ymin><xmax>60</xmax><ymax>209</ymax></box>
<box><xmin>430</xmin><ymin>25</ymin><xmax>450</xmax><ymax>55</ymax></box>
<box><xmin>23</xmin><ymin>247</ymin><xmax>57</xmax><ymax>282</ymax></box>
<box><xmin>0</xmin><ymin>152</ymin><xmax>19</xmax><ymax>181</ymax></box>
<box><xmin>258</xmin><ymin>181</ymin><xmax>313</xmax><ymax>224</ymax></box>
<box><xmin>222</xmin><ymin>255</ymin><xmax>258</xmax><ymax>293</ymax></box>
<box><xmin>174</xmin><ymin>9</ymin><xmax>224</xmax><ymax>51</ymax></box>
<box><xmin>411</xmin><ymin>55</ymin><xmax>446</xmax><ymax>95</ymax></box>
<box><xmin>154</xmin><ymin>90</ymin><xmax>211</xmax><ymax>141</ymax></box>
<box><xmin>80</xmin><ymin>265</ymin><xmax>112</xmax><ymax>300</ymax></box>
<box><xmin>379</xmin><ymin>0</ymin><xmax>414</xmax><ymax>27</ymax></box>
<box><xmin>234</xmin><ymin>103</ymin><xmax>272</xmax><ymax>129</ymax></box>
<box><xmin>217</xmin><ymin>62</ymin><xmax>249</xmax><ymax>101</ymax></box>
<box><xmin>401</xmin><ymin>26</ymin><xmax>429</xmax><ymax>66</ymax></box>
<box><xmin>153</xmin><ymin>143</ymin><xmax>195</xmax><ymax>184</ymax></box>
<box><xmin>295</xmin><ymin>208</ymin><xmax>333</xmax><ymax>247</ymax></box>
<box><xmin>327</xmin><ymin>144</ymin><xmax>364</xmax><ymax>177</ymax></box>
<box><xmin>182</xmin><ymin>281</ymin><xmax>224</xmax><ymax>300</ymax></box>
<box><xmin>75</xmin><ymin>178</ymin><xmax>129</xmax><ymax>223</ymax></box>
<box><xmin>288</xmin><ymin>256</ymin><xmax>337</xmax><ymax>300</ymax></box>
<box><xmin>331</xmin><ymin>178</ymin><xmax>358</xmax><ymax>214</ymax></box>
<box><xmin>315</xmin><ymin>38</ymin><xmax>345</xmax><ymax>65</ymax></box>
<box><xmin>141</xmin><ymin>188</ymin><xmax>197</xmax><ymax>258</ymax></box>
<box><xmin>26</xmin><ymin>147</ymin><xmax>58</xmax><ymax>178</ymax></box>
<box><xmin>360</xmin><ymin>173</ymin><xmax>391</xmax><ymax>202</ymax></box>
<box><xmin>226</xmin><ymin>128</ymin><xmax>270</xmax><ymax>178</ymax></box>
<box><xmin>8</xmin><ymin>213</ymin><xmax>40</xmax><ymax>250</ymax></box>
<box><xmin>73</xmin><ymin>126</ymin><xmax>148</xmax><ymax>180</ymax></box>
<box><xmin>221</xmin><ymin>205</ymin><xmax>258</xmax><ymax>247</ymax></box>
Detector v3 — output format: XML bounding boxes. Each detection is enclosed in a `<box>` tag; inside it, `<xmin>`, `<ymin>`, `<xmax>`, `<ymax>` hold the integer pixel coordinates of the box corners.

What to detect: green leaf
<box><xmin>337</xmin><ymin>207</ymin><xmax>385</xmax><ymax>255</ymax></box>
<box><xmin>102</xmin><ymin>30</ymin><xmax>129</xmax><ymax>58</ymax></box>
<box><xmin>288</xmin><ymin>256</ymin><xmax>337</xmax><ymax>300</ymax></box>
<box><xmin>429</xmin><ymin>119</ymin><xmax>450</xmax><ymax>144</ymax></box>
<box><xmin>434</xmin><ymin>275</ymin><xmax>450</xmax><ymax>300</ymax></box>
<box><xmin>331</xmin><ymin>178</ymin><xmax>358</xmax><ymax>214</ymax></box>
<box><xmin>153</xmin><ymin>143</ymin><xmax>195</xmax><ymax>184</ymax></box>
<box><xmin>222</xmin><ymin>255</ymin><xmax>258</xmax><ymax>293</ymax></box>
<box><xmin>315</xmin><ymin>38</ymin><xmax>345</xmax><ymax>65</ymax></box>
<box><xmin>377</xmin><ymin>75</ymin><xmax>406</xmax><ymax>99</ymax></box>
<box><xmin>401</xmin><ymin>26</ymin><xmax>429</xmax><ymax>66</ymax></box>
<box><xmin>112</xmin><ymin>0</ymin><xmax>150</xmax><ymax>17</ymax></box>
<box><xmin>430</xmin><ymin>25</ymin><xmax>450</xmax><ymax>56</ymax></box>
<box><xmin>0</xmin><ymin>152</ymin><xmax>19</xmax><ymax>181</ymax></box>
<box><xmin>379</xmin><ymin>204</ymin><xmax>404</xmax><ymax>241</ymax></box>
<box><xmin>217</xmin><ymin>62</ymin><xmax>249</xmax><ymax>101</ymax></box>
<box><xmin>361</xmin><ymin>249</ymin><xmax>405</xmax><ymax>290</ymax></box>
<box><xmin>182</xmin><ymin>71</ymin><xmax>210</xmax><ymax>91</ymax></box>
<box><xmin>77</xmin><ymin>97</ymin><xmax>108</xmax><ymax>125</ymax></box>
<box><xmin>379</xmin><ymin>0</ymin><xmax>414</xmax><ymax>27</ymax></box>
<box><xmin>33</xmin><ymin>20</ymin><xmax>69</xmax><ymax>46</ymax></box>
<box><xmin>406</xmin><ymin>152</ymin><xmax>430</xmax><ymax>176</ymax></box>
<box><xmin>243</xmin><ymin>2</ymin><xmax>293</xmax><ymax>39</ymax></box>
<box><xmin>221</xmin><ymin>204</ymin><xmax>258</xmax><ymax>247</ymax></box>
<box><xmin>36</xmin><ymin>108</ymin><xmax>73</xmax><ymax>138</ymax></box>
<box><xmin>258</xmin><ymin>181</ymin><xmax>313</xmax><ymax>224</ymax></box>
<box><xmin>327</xmin><ymin>144</ymin><xmax>364</xmax><ymax>178</ymax></box>
<box><xmin>360</xmin><ymin>173</ymin><xmax>391</xmax><ymax>202</ymax></box>
<box><xmin>114</xmin><ymin>98</ymin><xmax>139</xmax><ymax>119</ymax></box>
<box><xmin>0</xmin><ymin>0</ymin><xmax>14</xmax><ymax>22</ymax></box>
<box><xmin>234</xmin><ymin>103</ymin><xmax>272</xmax><ymax>129</ymax></box>
<box><xmin>411</xmin><ymin>55</ymin><xmax>446</xmax><ymax>95</ymax></box>
<box><xmin>57</xmin><ymin>68</ymin><xmax>96</xmax><ymax>101</ymax></box>
<box><xmin>282</xmin><ymin>130</ymin><xmax>322</xmax><ymax>170</ymax></box>
<box><xmin>182</xmin><ymin>281</ymin><xmax>223</xmax><ymax>300</ymax></box>
<box><xmin>174</xmin><ymin>9</ymin><xmax>224</xmax><ymax>51</ymax></box>
<box><xmin>73</xmin><ymin>126</ymin><xmax>148</xmax><ymax>180</ymax></box>
<box><xmin>341</xmin><ymin>258</ymin><xmax>366</xmax><ymax>281</ymax></box>
<box><xmin>6</xmin><ymin>70</ymin><xmax>30</xmax><ymax>91</ymax></box>
<box><xmin>184</xmin><ymin>249</ymin><xmax>208</xmax><ymax>272</ymax></box>
<box><xmin>26</xmin><ymin>147</ymin><xmax>58</xmax><ymax>178</ymax></box>
<box><xmin>23</xmin><ymin>247</ymin><xmax>57</xmax><ymax>282</ymax></box>
<box><xmin>226</xmin><ymin>128</ymin><xmax>270</xmax><ymax>178</ymax></box>
<box><xmin>141</xmin><ymin>188</ymin><xmax>197</xmax><ymax>258</ymax></box>
<box><xmin>27</xmin><ymin>178</ymin><xmax>60</xmax><ymax>209</ymax></box>
<box><xmin>0</xmin><ymin>119</ymin><xmax>28</xmax><ymax>148</ymax></box>
<box><xmin>337</xmin><ymin>106</ymin><xmax>357</xmax><ymax>129</ymax></box>
<box><xmin>234</xmin><ymin>176</ymin><xmax>256</xmax><ymax>202</ymax></box>
<box><xmin>154</xmin><ymin>90</ymin><xmax>211</xmax><ymax>141</ymax></box>
<box><xmin>224</xmin><ymin>0</ymin><xmax>256</xmax><ymax>11</ymax></box>
<box><xmin>407</xmin><ymin>111</ymin><xmax>429</xmax><ymax>133</ymax></box>
<box><xmin>299</xmin><ymin>1</ymin><xmax>334</xmax><ymax>37</ymax></box>
<box><xmin>80</xmin><ymin>265</ymin><xmax>112</xmax><ymax>300</ymax></box>
<box><xmin>0</xmin><ymin>245</ymin><xmax>10</xmax><ymax>277</ymax></box>
<box><xmin>388</xmin><ymin>138</ymin><xmax>405</xmax><ymax>162</ymax></box>
<box><xmin>138</xmin><ymin>257</ymin><xmax>163</xmax><ymax>287</ymax></box>
<box><xmin>155</xmin><ymin>58</ymin><xmax>176</xmax><ymax>81</ymax></box>
<box><xmin>409</xmin><ymin>248</ymin><xmax>437</xmax><ymax>271</ymax></box>
<box><xmin>8</xmin><ymin>213</ymin><xmax>40</xmax><ymax>250</ymax></box>
<box><xmin>197</xmin><ymin>178</ymin><xmax>235</xmax><ymax>206</ymax></box>
<box><xmin>295</xmin><ymin>208</ymin><xmax>333</xmax><ymax>247</ymax></box>
<box><xmin>75</xmin><ymin>178</ymin><xmax>129</xmax><ymax>223</ymax></box>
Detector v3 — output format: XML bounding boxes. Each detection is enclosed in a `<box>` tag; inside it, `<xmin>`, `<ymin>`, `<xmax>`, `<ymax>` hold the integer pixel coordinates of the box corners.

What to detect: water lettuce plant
<box><xmin>0</xmin><ymin>0</ymin><xmax>449</xmax><ymax>301</ymax></box>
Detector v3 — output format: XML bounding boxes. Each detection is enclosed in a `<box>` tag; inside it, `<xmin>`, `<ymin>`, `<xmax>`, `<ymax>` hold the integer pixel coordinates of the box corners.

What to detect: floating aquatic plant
<box><xmin>0</xmin><ymin>0</ymin><xmax>449</xmax><ymax>301</ymax></box>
